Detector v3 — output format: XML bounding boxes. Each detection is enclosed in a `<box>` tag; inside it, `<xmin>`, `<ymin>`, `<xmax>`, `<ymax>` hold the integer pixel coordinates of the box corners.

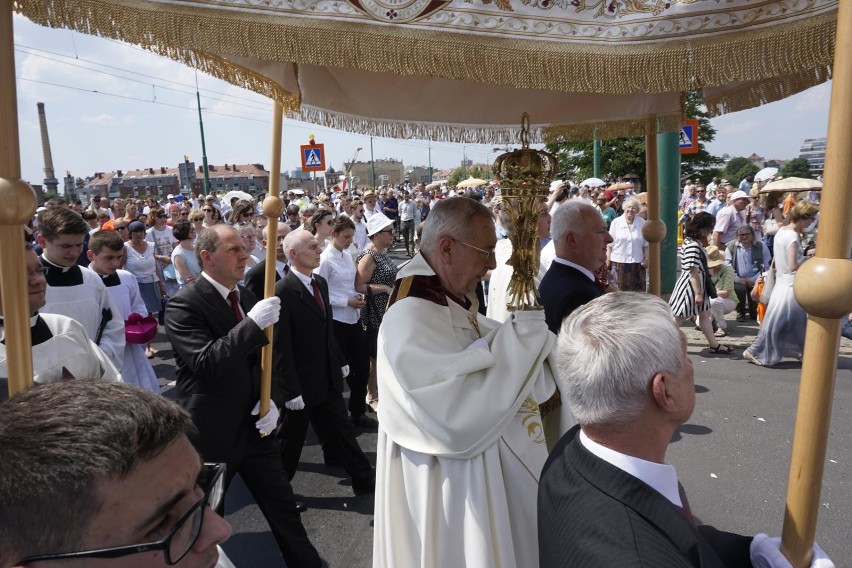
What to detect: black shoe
<box><xmin>351</xmin><ymin>413</ymin><xmax>379</xmax><ymax>428</ymax></box>
<box><xmin>324</xmin><ymin>455</ymin><xmax>343</xmax><ymax>467</ymax></box>
<box><xmin>736</xmin><ymin>313</ymin><xmax>746</xmax><ymax>322</ymax></box>
<box><xmin>295</xmin><ymin>501</ymin><xmax>308</xmax><ymax>513</ymax></box>
<box><xmin>749</xmin><ymin>313</ymin><xmax>757</xmax><ymax>320</ymax></box>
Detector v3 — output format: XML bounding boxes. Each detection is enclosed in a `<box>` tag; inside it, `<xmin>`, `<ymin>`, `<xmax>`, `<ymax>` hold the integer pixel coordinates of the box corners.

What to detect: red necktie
<box><xmin>310</xmin><ymin>279</ymin><xmax>326</xmax><ymax>317</ymax></box>
<box><xmin>227</xmin><ymin>290</ymin><xmax>243</xmax><ymax>322</ymax></box>
<box><xmin>677</xmin><ymin>482</ymin><xmax>697</xmax><ymax>527</ymax></box>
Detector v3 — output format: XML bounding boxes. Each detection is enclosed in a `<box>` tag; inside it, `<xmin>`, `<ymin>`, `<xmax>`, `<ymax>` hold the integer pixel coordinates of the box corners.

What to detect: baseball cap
<box><xmin>128</xmin><ymin>220</ymin><xmax>146</xmax><ymax>232</ymax></box>
<box><xmin>729</xmin><ymin>190</ymin><xmax>749</xmax><ymax>201</ymax></box>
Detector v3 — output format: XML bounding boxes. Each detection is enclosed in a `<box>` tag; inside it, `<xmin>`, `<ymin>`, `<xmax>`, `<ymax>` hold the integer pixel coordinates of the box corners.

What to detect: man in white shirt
<box><xmin>539</xmin><ymin>292</ymin><xmax>833</xmax><ymax>568</ymax></box>
<box><xmin>362</xmin><ymin>190</ymin><xmax>380</xmax><ymax>221</ymax></box>
<box><xmin>398</xmin><ymin>190</ymin><xmax>417</xmax><ymax>256</ymax></box>
<box><xmin>348</xmin><ymin>199</ymin><xmax>369</xmax><ymax>253</ymax></box>
<box><xmin>712</xmin><ymin>190</ymin><xmax>750</xmax><ymax>246</ymax></box>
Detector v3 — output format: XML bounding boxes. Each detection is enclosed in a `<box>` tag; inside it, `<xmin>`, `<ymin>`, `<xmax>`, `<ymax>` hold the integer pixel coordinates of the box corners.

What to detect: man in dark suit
<box><xmin>539</xmin><ymin>292</ymin><xmax>832</xmax><ymax>568</ymax></box>
<box><xmin>539</xmin><ymin>200</ymin><xmax>613</xmax><ymax>334</ymax></box>
<box><xmin>165</xmin><ymin>224</ymin><xmax>321</xmax><ymax>567</ymax></box>
<box><xmin>243</xmin><ymin>222</ymin><xmax>290</xmax><ymax>299</ymax></box>
<box><xmin>273</xmin><ymin>229</ymin><xmax>376</xmax><ymax>496</ymax></box>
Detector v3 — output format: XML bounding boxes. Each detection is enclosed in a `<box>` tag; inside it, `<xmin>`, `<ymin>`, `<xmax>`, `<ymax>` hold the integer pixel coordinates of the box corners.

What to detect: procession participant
<box><xmin>243</xmin><ymin>222</ymin><xmax>291</xmax><ymax>300</ymax></box>
<box><xmin>373</xmin><ymin>197</ymin><xmax>561</xmax><ymax>568</ymax></box>
<box><xmin>348</xmin><ymin>199</ymin><xmax>369</xmax><ymax>253</ymax></box>
<box><xmin>0</xmin><ymin>243</ymin><xmax>121</xmax><ymax>398</ymax></box>
<box><xmin>539</xmin><ymin>292</ymin><xmax>833</xmax><ymax>568</ymax></box>
<box><xmin>146</xmin><ymin>207</ymin><xmax>179</xmax><ymax>297</ymax></box>
<box><xmin>362</xmin><ymin>190</ymin><xmax>380</xmax><ymax>221</ymax></box>
<box><xmin>540</xmin><ymin>200</ymin><xmax>612</xmax><ymax>334</ymax></box>
<box><xmin>36</xmin><ymin>208</ymin><xmax>125</xmax><ymax>371</ymax></box>
<box><xmin>0</xmin><ymin>380</ymin><xmax>235</xmax><ymax>568</ymax></box>
<box><xmin>273</xmin><ymin>229</ymin><xmax>376</xmax><ymax>492</ymax></box>
<box><xmin>165</xmin><ymin>225</ymin><xmax>321</xmax><ymax>566</ymax></box>
<box><xmin>398</xmin><ymin>190</ymin><xmax>417</xmax><ymax>256</ymax></box>
<box><xmin>712</xmin><ymin>190</ymin><xmax>750</xmax><ymax>247</ymax></box>
<box><xmin>88</xmin><ymin>230</ymin><xmax>159</xmax><ymax>394</ymax></box>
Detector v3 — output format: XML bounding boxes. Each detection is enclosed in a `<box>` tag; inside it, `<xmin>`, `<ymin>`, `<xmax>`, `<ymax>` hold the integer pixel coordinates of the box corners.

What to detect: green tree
<box><xmin>779</xmin><ymin>157</ymin><xmax>813</xmax><ymax>179</ymax></box>
<box><xmin>448</xmin><ymin>165</ymin><xmax>486</xmax><ymax>186</ymax></box>
<box><xmin>722</xmin><ymin>157</ymin><xmax>759</xmax><ymax>187</ymax></box>
<box><xmin>545</xmin><ymin>91</ymin><xmax>721</xmax><ymax>185</ymax></box>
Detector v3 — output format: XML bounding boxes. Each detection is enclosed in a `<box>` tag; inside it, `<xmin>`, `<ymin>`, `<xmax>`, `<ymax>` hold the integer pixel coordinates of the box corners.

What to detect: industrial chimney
<box><xmin>36</xmin><ymin>103</ymin><xmax>59</xmax><ymax>194</ymax></box>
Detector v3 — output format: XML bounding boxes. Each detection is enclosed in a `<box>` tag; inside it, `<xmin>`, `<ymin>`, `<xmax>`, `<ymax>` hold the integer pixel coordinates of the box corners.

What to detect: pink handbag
<box><xmin>124</xmin><ymin>313</ymin><xmax>158</xmax><ymax>344</ymax></box>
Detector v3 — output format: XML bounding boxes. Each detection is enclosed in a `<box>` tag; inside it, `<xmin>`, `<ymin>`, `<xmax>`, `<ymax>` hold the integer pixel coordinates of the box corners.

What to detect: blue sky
<box><xmin>12</xmin><ymin>14</ymin><xmax>831</xmax><ymax>186</ymax></box>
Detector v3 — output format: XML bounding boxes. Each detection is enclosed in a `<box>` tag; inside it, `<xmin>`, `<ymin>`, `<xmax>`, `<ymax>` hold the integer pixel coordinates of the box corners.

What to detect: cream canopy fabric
<box><xmin>17</xmin><ymin>0</ymin><xmax>837</xmax><ymax>142</ymax></box>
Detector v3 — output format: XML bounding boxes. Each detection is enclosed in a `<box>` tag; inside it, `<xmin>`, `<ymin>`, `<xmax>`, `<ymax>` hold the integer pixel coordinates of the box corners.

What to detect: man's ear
<box><xmin>437</xmin><ymin>236</ymin><xmax>454</xmax><ymax>262</ymax></box>
<box><xmin>86</xmin><ymin>250</ymin><xmax>96</xmax><ymax>263</ymax></box>
<box><xmin>36</xmin><ymin>233</ymin><xmax>47</xmax><ymax>249</ymax></box>
<box><xmin>650</xmin><ymin>372</ymin><xmax>677</xmax><ymax>413</ymax></box>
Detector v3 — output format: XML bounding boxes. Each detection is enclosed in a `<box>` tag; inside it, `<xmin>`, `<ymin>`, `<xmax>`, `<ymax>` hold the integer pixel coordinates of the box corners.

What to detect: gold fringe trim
<box><xmin>15</xmin><ymin>0</ymin><xmax>837</xmax><ymax>97</ymax></box>
<box><xmin>538</xmin><ymin>388</ymin><xmax>562</xmax><ymax>418</ymax></box>
<box><xmin>703</xmin><ymin>66</ymin><xmax>833</xmax><ymax>117</ymax></box>
<box><xmin>543</xmin><ymin>112</ymin><xmax>684</xmax><ymax>143</ymax></box>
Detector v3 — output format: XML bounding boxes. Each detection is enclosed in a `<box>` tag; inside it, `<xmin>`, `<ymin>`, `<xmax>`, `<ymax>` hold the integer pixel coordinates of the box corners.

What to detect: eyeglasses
<box><xmin>19</xmin><ymin>463</ymin><xmax>226</xmax><ymax>566</ymax></box>
<box><xmin>737</xmin><ymin>232</ymin><xmax>752</xmax><ymax>237</ymax></box>
<box><xmin>27</xmin><ymin>266</ymin><xmax>49</xmax><ymax>278</ymax></box>
<box><xmin>115</xmin><ymin>226</ymin><xmax>128</xmax><ymax>231</ymax></box>
<box><xmin>454</xmin><ymin>239</ymin><xmax>496</xmax><ymax>261</ymax></box>
<box><xmin>203</xmin><ymin>208</ymin><xmax>213</xmax><ymax>213</ymax></box>
<box><xmin>180</xmin><ymin>212</ymin><xmax>189</xmax><ymax>216</ymax></box>
<box><xmin>377</xmin><ymin>228</ymin><xmax>394</xmax><ymax>235</ymax></box>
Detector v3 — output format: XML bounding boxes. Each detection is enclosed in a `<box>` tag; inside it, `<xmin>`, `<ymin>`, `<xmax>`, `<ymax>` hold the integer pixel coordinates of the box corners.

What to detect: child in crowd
<box><xmin>87</xmin><ymin>230</ymin><xmax>160</xmax><ymax>394</ymax></box>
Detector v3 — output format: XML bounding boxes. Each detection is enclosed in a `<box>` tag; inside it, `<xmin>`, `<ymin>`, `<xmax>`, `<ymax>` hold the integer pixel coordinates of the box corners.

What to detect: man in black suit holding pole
<box><xmin>166</xmin><ymin>224</ymin><xmax>320</xmax><ymax>567</ymax></box>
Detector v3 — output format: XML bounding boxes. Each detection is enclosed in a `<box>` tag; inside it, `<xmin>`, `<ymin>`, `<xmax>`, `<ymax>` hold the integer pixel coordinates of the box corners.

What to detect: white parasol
<box><xmin>456</xmin><ymin>176</ymin><xmax>487</xmax><ymax>188</ymax></box>
<box><xmin>221</xmin><ymin>190</ymin><xmax>255</xmax><ymax>204</ymax></box>
<box><xmin>754</xmin><ymin>167</ymin><xmax>780</xmax><ymax>182</ymax></box>
<box><xmin>759</xmin><ymin>177</ymin><xmax>823</xmax><ymax>193</ymax></box>
<box><xmin>580</xmin><ymin>177</ymin><xmax>606</xmax><ymax>188</ymax></box>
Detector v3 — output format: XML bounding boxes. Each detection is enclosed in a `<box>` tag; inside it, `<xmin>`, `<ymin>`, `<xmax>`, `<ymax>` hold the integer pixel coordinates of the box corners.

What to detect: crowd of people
<box><xmin>0</xmin><ymin>174</ymin><xmax>842</xmax><ymax>567</ymax></box>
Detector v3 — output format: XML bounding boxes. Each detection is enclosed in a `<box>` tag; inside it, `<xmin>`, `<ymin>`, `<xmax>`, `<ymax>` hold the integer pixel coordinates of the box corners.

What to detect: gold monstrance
<box><xmin>492</xmin><ymin>113</ymin><xmax>558</xmax><ymax>311</ymax></box>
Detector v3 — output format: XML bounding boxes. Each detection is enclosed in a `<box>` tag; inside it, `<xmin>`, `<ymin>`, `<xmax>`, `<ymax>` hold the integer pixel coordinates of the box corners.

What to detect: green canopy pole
<box><xmin>657</xmin><ymin>131</ymin><xmax>680</xmax><ymax>295</ymax></box>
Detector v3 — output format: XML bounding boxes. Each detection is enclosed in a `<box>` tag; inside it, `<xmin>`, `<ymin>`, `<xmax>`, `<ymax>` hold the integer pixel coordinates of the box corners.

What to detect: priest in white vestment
<box><xmin>373</xmin><ymin>197</ymin><xmax>564</xmax><ymax>568</ymax></box>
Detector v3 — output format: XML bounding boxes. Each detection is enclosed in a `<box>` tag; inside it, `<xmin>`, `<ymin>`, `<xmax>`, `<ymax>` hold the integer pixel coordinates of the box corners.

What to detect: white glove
<box><xmin>246</xmin><ymin>296</ymin><xmax>281</xmax><ymax>330</ymax></box>
<box><xmin>750</xmin><ymin>534</ymin><xmax>834</xmax><ymax>568</ymax></box>
<box><xmin>341</xmin><ymin>365</ymin><xmax>350</xmax><ymax>378</ymax></box>
<box><xmin>251</xmin><ymin>400</ymin><xmax>280</xmax><ymax>436</ymax></box>
<box><xmin>285</xmin><ymin>395</ymin><xmax>305</xmax><ymax>411</ymax></box>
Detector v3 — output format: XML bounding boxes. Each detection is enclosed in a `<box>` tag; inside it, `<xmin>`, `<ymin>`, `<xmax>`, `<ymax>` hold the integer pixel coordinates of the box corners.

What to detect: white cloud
<box><xmin>718</xmin><ymin>119</ymin><xmax>762</xmax><ymax>135</ymax></box>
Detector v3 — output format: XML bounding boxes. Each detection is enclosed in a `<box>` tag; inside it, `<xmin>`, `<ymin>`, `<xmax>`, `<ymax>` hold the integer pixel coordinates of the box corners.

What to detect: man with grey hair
<box><xmin>374</xmin><ymin>197</ymin><xmax>564</xmax><ymax>567</ymax></box>
<box><xmin>538</xmin><ymin>292</ymin><xmax>833</xmax><ymax>568</ymax></box>
<box><xmin>539</xmin><ymin>199</ymin><xmax>613</xmax><ymax>334</ymax></box>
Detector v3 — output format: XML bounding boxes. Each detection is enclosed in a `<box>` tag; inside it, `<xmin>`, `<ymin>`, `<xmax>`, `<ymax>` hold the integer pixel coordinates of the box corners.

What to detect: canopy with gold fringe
<box><xmin>14</xmin><ymin>0</ymin><xmax>837</xmax><ymax>142</ymax></box>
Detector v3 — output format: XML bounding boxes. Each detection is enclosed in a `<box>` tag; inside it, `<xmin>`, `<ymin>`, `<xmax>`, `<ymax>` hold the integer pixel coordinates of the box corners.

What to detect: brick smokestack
<box><xmin>37</xmin><ymin>103</ymin><xmax>59</xmax><ymax>193</ymax></box>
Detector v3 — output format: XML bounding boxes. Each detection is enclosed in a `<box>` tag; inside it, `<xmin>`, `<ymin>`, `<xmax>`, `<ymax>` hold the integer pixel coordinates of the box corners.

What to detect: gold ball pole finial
<box><xmin>793</xmin><ymin>258</ymin><xmax>852</xmax><ymax>319</ymax></box>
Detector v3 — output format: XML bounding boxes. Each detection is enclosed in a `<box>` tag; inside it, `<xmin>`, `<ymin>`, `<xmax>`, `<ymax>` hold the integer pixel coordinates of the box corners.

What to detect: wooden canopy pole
<box><xmin>0</xmin><ymin>0</ymin><xmax>38</xmax><ymax>398</ymax></box>
<box><xmin>642</xmin><ymin>116</ymin><xmax>666</xmax><ymax>297</ymax></box>
<box><xmin>780</xmin><ymin>2</ymin><xmax>852</xmax><ymax>565</ymax></box>
<box><xmin>258</xmin><ymin>101</ymin><xmax>285</xmax><ymax>417</ymax></box>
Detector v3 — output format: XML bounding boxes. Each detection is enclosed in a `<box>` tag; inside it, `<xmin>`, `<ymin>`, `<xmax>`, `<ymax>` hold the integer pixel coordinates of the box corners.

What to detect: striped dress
<box><xmin>669</xmin><ymin>237</ymin><xmax>711</xmax><ymax>318</ymax></box>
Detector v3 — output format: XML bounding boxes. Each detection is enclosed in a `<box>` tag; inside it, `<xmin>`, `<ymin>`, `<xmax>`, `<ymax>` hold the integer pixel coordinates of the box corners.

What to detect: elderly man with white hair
<box><xmin>373</xmin><ymin>196</ymin><xmax>566</xmax><ymax>568</ymax></box>
<box><xmin>538</xmin><ymin>292</ymin><xmax>833</xmax><ymax>568</ymax></box>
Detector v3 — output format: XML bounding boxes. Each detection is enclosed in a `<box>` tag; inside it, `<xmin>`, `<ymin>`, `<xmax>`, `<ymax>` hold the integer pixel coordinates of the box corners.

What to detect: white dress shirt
<box><xmin>608</xmin><ymin>215</ymin><xmax>647</xmax><ymax>264</ymax></box>
<box><xmin>316</xmin><ymin>245</ymin><xmax>360</xmax><ymax>324</ymax></box>
<box><xmin>579</xmin><ymin>429</ymin><xmax>682</xmax><ymax>507</ymax></box>
<box><xmin>552</xmin><ymin>257</ymin><xmax>596</xmax><ymax>283</ymax></box>
<box><xmin>200</xmin><ymin>271</ymin><xmax>243</xmax><ymax>317</ymax></box>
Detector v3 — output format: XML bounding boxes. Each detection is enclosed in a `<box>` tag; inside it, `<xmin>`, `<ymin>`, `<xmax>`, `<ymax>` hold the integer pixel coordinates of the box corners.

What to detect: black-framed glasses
<box><xmin>19</xmin><ymin>463</ymin><xmax>226</xmax><ymax>566</ymax></box>
<box><xmin>27</xmin><ymin>266</ymin><xmax>49</xmax><ymax>278</ymax></box>
<box><xmin>454</xmin><ymin>238</ymin><xmax>496</xmax><ymax>261</ymax></box>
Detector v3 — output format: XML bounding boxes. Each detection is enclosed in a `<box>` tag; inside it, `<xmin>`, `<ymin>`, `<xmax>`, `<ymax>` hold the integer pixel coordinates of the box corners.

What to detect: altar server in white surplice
<box><xmin>373</xmin><ymin>197</ymin><xmax>569</xmax><ymax>568</ymax></box>
<box><xmin>87</xmin><ymin>230</ymin><xmax>160</xmax><ymax>394</ymax></box>
<box><xmin>0</xmin><ymin>243</ymin><xmax>121</xmax><ymax>400</ymax></box>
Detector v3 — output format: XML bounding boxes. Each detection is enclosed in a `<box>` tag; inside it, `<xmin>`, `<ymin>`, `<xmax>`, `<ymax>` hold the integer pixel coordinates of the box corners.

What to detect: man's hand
<box><xmin>750</xmin><ymin>534</ymin><xmax>834</xmax><ymax>568</ymax></box>
<box><xmin>247</xmin><ymin>296</ymin><xmax>281</xmax><ymax>329</ymax></box>
<box><xmin>285</xmin><ymin>395</ymin><xmax>305</xmax><ymax>411</ymax></box>
<box><xmin>251</xmin><ymin>400</ymin><xmax>280</xmax><ymax>436</ymax></box>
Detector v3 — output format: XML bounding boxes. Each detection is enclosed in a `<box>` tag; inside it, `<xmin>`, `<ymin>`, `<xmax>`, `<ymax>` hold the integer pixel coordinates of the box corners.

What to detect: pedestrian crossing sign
<box><xmin>300</xmin><ymin>142</ymin><xmax>326</xmax><ymax>172</ymax></box>
<box><xmin>679</xmin><ymin>119</ymin><xmax>699</xmax><ymax>155</ymax></box>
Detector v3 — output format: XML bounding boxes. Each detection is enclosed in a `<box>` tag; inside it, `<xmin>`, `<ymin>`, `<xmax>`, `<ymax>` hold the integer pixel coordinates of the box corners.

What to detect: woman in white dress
<box><xmin>744</xmin><ymin>201</ymin><xmax>820</xmax><ymax>366</ymax></box>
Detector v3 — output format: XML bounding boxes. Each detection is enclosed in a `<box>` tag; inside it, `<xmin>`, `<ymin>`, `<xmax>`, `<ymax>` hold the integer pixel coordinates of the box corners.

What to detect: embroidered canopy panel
<box><xmin>17</xmin><ymin>0</ymin><xmax>837</xmax><ymax>142</ymax></box>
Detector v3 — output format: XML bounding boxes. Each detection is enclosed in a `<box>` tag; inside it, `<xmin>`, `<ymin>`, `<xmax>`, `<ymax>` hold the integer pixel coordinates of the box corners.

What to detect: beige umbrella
<box><xmin>759</xmin><ymin>177</ymin><xmax>823</xmax><ymax>193</ymax></box>
<box><xmin>456</xmin><ymin>176</ymin><xmax>487</xmax><ymax>189</ymax></box>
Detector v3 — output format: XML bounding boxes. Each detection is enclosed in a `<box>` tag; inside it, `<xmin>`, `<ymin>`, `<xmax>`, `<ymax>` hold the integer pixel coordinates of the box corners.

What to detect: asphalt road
<box><xmin>147</xmin><ymin>240</ymin><xmax>852</xmax><ymax>567</ymax></box>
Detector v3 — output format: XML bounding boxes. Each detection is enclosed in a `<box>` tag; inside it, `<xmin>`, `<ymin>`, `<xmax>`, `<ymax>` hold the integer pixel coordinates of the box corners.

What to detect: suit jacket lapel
<box><xmin>567</xmin><ymin>431</ymin><xmax>704</xmax><ymax>567</ymax></box>
<box><xmin>285</xmin><ymin>271</ymin><xmax>325</xmax><ymax>319</ymax></box>
<box><xmin>195</xmin><ymin>277</ymin><xmax>240</xmax><ymax>328</ymax></box>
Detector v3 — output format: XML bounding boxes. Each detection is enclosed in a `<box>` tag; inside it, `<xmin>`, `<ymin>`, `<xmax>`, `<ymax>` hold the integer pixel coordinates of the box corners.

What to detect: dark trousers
<box><xmin>400</xmin><ymin>219</ymin><xmax>415</xmax><ymax>254</ymax></box>
<box><xmin>332</xmin><ymin>320</ymin><xmax>369</xmax><ymax>418</ymax></box>
<box><xmin>276</xmin><ymin>392</ymin><xmax>375</xmax><ymax>487</ymax></box>
<box><xmin>222</xmin><ymin>434</ymin><xmax>321</xmax><ymax>567</ymax></box>
<box><xmin>734</xmin><ymin>281</ymin><xmax>757</xmax><ymax>317</ymax></box>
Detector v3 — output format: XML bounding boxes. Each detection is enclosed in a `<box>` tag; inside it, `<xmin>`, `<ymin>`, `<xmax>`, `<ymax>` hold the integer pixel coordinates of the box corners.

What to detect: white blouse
<box><xmin>608</xmin><ymin>215</ymin><xmax>647</xmax><ymax>264</ymax></box>
<box><xmin>316</xmin><ymin>245</ymin><xmax>361</xmax><ymax>324</ymax></box>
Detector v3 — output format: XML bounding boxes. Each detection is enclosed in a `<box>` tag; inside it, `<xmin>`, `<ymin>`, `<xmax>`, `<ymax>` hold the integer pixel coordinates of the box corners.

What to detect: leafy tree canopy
<box><xmin>448</xmin><ymin>165</ymin><xmax>487</xmax><ymax>186</ymax></box>
<box><xmin>544</xmin><ymin>91</ymin><xmax>722</xmax><ymax>186</ymax></box>
<box><xmin>779</xmin><ymin>157</ymin><xmax>813</xmax><ymax>179</ymax></box>
<box><xmin>722</xmin><ymin>157</ymin><xmax>760</xmax><ymax>186</ymax></box>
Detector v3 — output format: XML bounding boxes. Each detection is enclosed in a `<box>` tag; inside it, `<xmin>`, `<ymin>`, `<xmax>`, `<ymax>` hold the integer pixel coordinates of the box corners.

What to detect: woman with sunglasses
<box><xmin>355</xmin><ymin>213</ymin><xmax>398</xmax><ymax>412</ymax></box>
<box><xmin>202</xmin><ymin>205</ymin><xmax>224</xmax><ymax>228</ymax></box>
<box><xmin>227</xmin><ymin>199</ymin><xmax>255</xmax><ymax>225</ymax></box>
<box><xmin>308</xmin><ymin>209</ymin><xmax>334</xmax><ymax>251</ymax></box>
